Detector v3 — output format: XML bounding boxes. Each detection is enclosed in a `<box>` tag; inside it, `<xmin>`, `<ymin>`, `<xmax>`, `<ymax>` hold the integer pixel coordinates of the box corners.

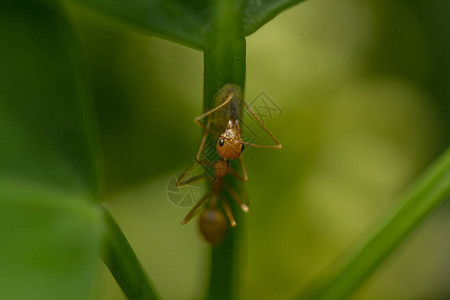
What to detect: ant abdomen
<box><xmin>199</xmin><ymin>207</ymin><xmax>228</xmax><ymax>246</ymax></box>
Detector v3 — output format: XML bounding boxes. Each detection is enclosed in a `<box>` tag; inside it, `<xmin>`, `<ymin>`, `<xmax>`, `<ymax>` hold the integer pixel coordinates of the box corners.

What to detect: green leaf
<box><xmin>0</xmin><ymin>1</ymin><xmax>103</xmax><ymax>299</ymax></box>
<box><xmin>70</xmin><ymin>0</ymin><xmax>211</xmax><ymax>49</ymax></box>
<box><xmin>69</xmin><ymin>0</ymin><xmax>308</xmax><ymax>50</ymax></box>
<box><xmin>298</xmin><ymin>147</ymin><xmax>450</xmax><ymax>300</ymax></box>
<box><xmin>242</xmin><ymin>0</ymin><xmax>307</xmax><ymax>36</ymax></box>
<box><xmin>0</xmin><ymin>181</ymin><xmax>103</xmax><ymax>300</ymax></box>
<box><xmin>101</xmin><ymin>208</ymin><xmax>160</xmax><ymax>300</ymax></box>
<box><xmin>0</xmin><ymin>1</ymin><xmax>100</xmax><ymax>200</ymax></box>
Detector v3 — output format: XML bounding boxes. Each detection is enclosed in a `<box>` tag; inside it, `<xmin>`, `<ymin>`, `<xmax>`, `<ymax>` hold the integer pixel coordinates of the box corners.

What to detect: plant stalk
<box><xmin>101</xmin><ymin>207</ymin><xmax>160</xmax><ymax>300</ymax></box>
<box><xmin>203</xmin><ymin>1</ymin><xmax>246</xmax><ymax>300</ymax></box>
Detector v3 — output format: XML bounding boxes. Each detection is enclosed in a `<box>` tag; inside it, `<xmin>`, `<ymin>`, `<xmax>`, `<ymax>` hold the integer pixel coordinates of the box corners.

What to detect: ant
<box><xmin>176</xmin><ymin>84</ymin><xmax>282</xmax><ymax>245</ymax></box>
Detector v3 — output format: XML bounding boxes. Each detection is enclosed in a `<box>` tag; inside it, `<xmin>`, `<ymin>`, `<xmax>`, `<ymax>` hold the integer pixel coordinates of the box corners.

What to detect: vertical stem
<box><xmin>203</xmin><ymin>1</ymin><xmax>246</xmax><ymax>299</ymax></box>
<box><xmin>204</xmin><ymin>1</ymin><xmax>246</xmax><ymax>111</ymax></box>
<box><xmin>204</xmin><ymin>36</ymin><xmax>246</xmax><ymax>111</ymax></box>
<box><xmin>207</xmin><ymin>230</ymin><xmax>237</xmax><ymax>300</ymax></box>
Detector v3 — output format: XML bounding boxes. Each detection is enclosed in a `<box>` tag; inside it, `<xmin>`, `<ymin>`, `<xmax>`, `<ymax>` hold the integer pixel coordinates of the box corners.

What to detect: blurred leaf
<box><xmin>70</xmin><ymin>0</ymin><xmax>211</xmax><ymax>49</ymax></box>
<box><xmin>0</xmin><ymin>182</ymin><xmax>103</xmax><ymax>300</ymax></box>
<box><xmin>0</xmin><ymin>1</ymin><xmax>103</xmax><ymax>299</ymax></box>
<box><xmin>101</xmin><ymin>207</ymin><xmax>160</xmax><ymax>300</ymax></box>
<box><xmin>0</xmin><ymin>1</ymin><xmax>100</xmax><ymax>200</ymax></box>
<box><xmin>69</xmin><ymin>0</ymin><xmax>308</xmax><ymax>49</ymax></box>
<box><xmin>298</xmin><ymin>147</ymin><xmax>450</xmax><ymax>300</ymax></box>
<box><xmin>243</xmin><ymin>0</ymin><xmax>307</xmax><ymax>35</ymax></box>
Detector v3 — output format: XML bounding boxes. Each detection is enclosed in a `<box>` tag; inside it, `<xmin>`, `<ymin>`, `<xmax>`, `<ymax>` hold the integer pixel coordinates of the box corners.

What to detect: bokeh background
<box><xmin>63</xmin><ymin>0</ymin><xmax>450</xmax><ymax>299</ymax></box>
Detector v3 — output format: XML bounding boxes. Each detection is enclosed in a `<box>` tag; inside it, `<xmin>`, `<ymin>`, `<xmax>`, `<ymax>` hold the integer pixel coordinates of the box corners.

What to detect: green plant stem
<box><xmin>204</xmin><ymin>1</ymin><xmax>246</xmax><ymax>111</ymax></box>
<box><xmin>299</xmin><ymin>147</ymin><xmax>450</xmax><ymax>300</ymax></box>
<box><xmin>101</xmin><ymin>207</ymin><xmax>160</xmax><ymax>300</ymax></box>
<box><xmin>203</xmin><ymin>1</ymin><xmax>246</xmax><ymax>300</ymax></box>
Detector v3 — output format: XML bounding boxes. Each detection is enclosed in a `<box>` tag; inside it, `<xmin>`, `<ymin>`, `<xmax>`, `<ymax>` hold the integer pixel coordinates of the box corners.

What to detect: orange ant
<box><xmin>194</xmin><ymin>84</ymin><xmax>282</xmax><ymax>175</ymax></box>
<box><xmin>177</xmin><ymin>157</ymin><xmax>248</xmax><ymax>245</ymax></box>
<box><xmin>177</xmin><ymin>84</ymin><xmax>282</xmax><ymax>245</ymax></box>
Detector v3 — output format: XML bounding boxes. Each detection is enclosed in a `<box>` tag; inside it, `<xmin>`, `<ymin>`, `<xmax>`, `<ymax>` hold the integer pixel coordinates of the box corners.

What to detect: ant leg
<box><xmin>242</xmin><ymin>141</ymin><xmax>282</xmax><ymax>149</ymax></box>
<box><xmin>239</xmin><ymin>156</ymin><xmax>248</xmax><ymax>181</ymax></box>
<box><xmin>192</xmin><ymin>159</ymin><xmax>217</xmax><ymax>182</ymax></box>
<box><xmin>195</xmin><ymin>118</ymin><xmax>212</xmax><ymax>160</ymax></box>
<box><xmin>177</xmin><ymin>174</ymin><xmax>208</xmax><ymax>187</ymax></box>
<box><xmin>195</xmin><ymin>117</ymin><xmax>220</xmax><ymax>136</ymax></box>
<box><xmin>194</xmin><ymin>92</ymin><xmax>234</xmax><ymax>126</ymax></box>
<box><xmin>195</xmin><ymin>159</ymin><xmax>214</xmax><ymax>167</ymax></box>
<box><xmin>243</xmin><ymin>102</ymin><xmax>282</xmax><ymax>149</ymax></box>
<box><xmin>178</xmin><ymin>120</ymin><xmax>213</xmax><ymax>187</ymax></box>
<box><xmin>219</xmin><ymin>196</ymin><xmax>236</xmax><ymax>227</ymax></box>
<box><xmin>223</xmin><ymin>182</ymin><xmax>249</xmax><ymax>213</ymax></box>
<box><xmin>181</xmin><ymin>192</ymin><xmax>211</xmax><ymax>225</ymax></box>
<box><xmin>227</xmin><ymin>157</ymin><xmax>248</xmax><ymax>182</ymax></box>
<box><xmin>177</xmin><ymin>161</ymin><xmax>197</xmax><ymax>186</ymax></box>
<box><xmin>177</xmin><ymin>160</ymin><xmax>209</xmax><ymax>187</ymax></box>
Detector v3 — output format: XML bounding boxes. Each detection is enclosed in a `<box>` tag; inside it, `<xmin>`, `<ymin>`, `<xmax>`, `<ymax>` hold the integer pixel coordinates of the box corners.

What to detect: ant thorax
<box><xmin>213</xmin><ymin>159</ymin><xmax>229</xmax><ymax>178</ymax></box>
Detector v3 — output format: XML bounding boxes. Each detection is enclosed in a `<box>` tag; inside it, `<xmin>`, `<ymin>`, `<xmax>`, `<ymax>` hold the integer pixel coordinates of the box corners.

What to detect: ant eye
<box><xmin>241</xmin><ymin>144</ymin><xmax>245</xmax><ymax>152</ymax></box>
<box><xmin>219</xmin><ymin>139</ymin><xmax>225</xmax><ymax>147</ymax></box>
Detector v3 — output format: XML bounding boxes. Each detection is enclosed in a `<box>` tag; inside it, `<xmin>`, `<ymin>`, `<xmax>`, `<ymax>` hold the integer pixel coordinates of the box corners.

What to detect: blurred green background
<box><xmin>9</xmin><ymin>0</ymin><xmax>448</xmax><ymax>299</ymax></box>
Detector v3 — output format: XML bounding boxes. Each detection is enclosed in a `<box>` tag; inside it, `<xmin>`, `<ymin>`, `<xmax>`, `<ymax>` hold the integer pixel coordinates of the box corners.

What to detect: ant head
<box><xmin>199</xmin><ymin>206</ymin><xmax>227</xmax><ymax>246</ymax></box>
<box><xmin>216</xmin><ymin>120</ymin><xmax>244</xmax><ymax>159</ymax></box>
<box><xmin>213</xmin><ymin>159</ymin><xmax>229</xmax><ymax>178</ymax></box>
